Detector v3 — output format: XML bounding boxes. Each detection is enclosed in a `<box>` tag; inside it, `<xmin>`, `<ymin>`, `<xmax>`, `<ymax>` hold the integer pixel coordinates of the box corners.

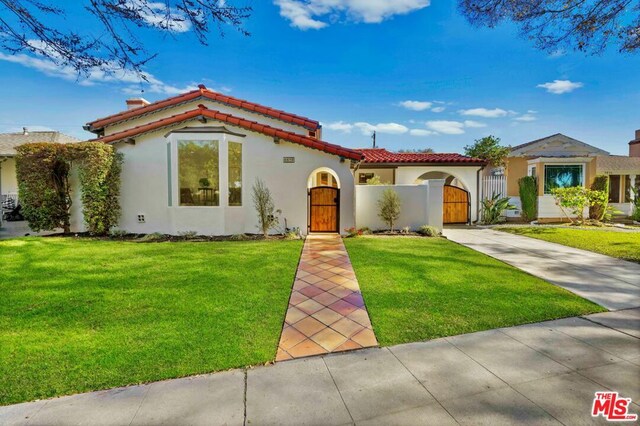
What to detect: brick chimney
<box><xmin>126</xmin><ymin>98</ymin><xmax>150</xmax><ymax>110</ymax></box>
<box><xmin>630</xmin><ymin>129</ymin><xmax>640</xmax><ymax>157</ymax></box>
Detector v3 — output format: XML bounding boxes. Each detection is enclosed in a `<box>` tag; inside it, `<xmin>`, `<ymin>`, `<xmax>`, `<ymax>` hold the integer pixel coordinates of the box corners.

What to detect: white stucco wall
<box><xmin>0</xmin><ymin>157</ymin><xmax>18</xmax><ymax>197</ymax></box>
<box><xmin>355</xmin><ymin>181</ymin><xmax>444</xmax><ymax>231</ymax></box>
<box><xmin>394</xmin><ymin>166</ymin><xmax>482</xmax><ymax>222</ymax></box>
<box><xmin>78</xmin><ymin>121</ymin><xmax>355</xmax><ymax>235</ymax></box>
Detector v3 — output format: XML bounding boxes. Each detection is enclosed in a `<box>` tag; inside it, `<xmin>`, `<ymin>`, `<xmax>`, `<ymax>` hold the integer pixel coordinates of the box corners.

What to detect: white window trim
<box><xmin>170</xmin><ymin>134</ymin><xmax>223</xmax><ymax>209</ymax></box>
<box><xmin>542</xmin><ymin>163</ymin><xmax>586</xmax><ymax>196</ymax></box>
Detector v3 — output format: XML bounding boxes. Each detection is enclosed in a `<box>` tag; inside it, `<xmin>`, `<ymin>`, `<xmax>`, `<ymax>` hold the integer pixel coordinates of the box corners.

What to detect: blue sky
<box><xmin>0</xmin><ymin>1</ymin><xmax>637</xmax><ymax>155</ymax></box>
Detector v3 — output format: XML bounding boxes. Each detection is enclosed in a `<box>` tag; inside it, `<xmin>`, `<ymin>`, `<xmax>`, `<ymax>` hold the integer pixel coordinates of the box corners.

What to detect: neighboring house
<box><xmin>76</xmin><ymin>86</ymin><xmax>483</xmax><ymax>235</ymax></box>
<box><xmin>355</xmin><ymin>149</ymin><xmax>486</xmax><ymax>224</ymax></box>
<box><xmin>0</xmin><ymin>128</ymin><xmax>80</xmax><ymax>202</ymax></box>
<box><xmin>505</xmin><ymin>133</ymin><xmax>640</xmax><ymax>221</ymax></box>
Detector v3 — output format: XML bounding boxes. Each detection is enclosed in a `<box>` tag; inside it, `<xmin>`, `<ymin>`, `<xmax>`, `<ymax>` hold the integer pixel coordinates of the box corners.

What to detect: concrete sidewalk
<box><xmin>2</xmin><ymin>309</ymin><xmax>638</xmax><ymax>425</ymax></box>
<box><xmin>443</xmin><ymin>228</ymin><xmax>640</xmax><ymax>311</ymax></box>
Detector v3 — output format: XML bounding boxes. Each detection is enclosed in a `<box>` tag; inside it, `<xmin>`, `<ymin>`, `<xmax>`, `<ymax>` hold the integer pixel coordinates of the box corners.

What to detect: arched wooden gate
<box><xmin>443</xmin><ymin>185</ymin><xmax>470</xmax><ymax>224</ymax></box>
<box><xmin>308</xmin><ymin>187</ymin><xmax>340</xmax><ymax>233</ymax></box>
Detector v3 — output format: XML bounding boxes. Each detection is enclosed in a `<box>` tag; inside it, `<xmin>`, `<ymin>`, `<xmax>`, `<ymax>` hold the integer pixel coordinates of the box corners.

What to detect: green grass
<box><xmin>496</xmin><ymin>227</ymin><xmax>640</xmax><ymax>264</ymax></box>
<box><xmin>0</xmin><ymin>237</ymin><xmax>303</xmax><ymax>406</ymax></box>
<box><xmin>344</xmin><ymin>237</ymin><xmax>605</xmax><ymax>346</ymax></box>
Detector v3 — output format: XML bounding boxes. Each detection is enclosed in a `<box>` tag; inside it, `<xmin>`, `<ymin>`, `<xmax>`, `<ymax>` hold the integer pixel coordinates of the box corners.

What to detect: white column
<box><xmin>424</xmin><ymin>179</ymin><xmax>445</xmax><ymax>231</ymax></box>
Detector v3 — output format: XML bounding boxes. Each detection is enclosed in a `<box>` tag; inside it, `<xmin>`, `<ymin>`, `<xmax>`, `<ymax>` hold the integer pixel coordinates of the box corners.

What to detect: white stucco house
<box><xmin>75</xmin><ymin>86</ymin><xmax>485</xmax><ymax>235</ymax></box>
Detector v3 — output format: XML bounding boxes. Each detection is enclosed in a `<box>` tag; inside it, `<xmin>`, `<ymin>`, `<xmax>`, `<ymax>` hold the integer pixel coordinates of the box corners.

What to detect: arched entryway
<box><xmin>416</xmin><ymin>171</ymin><xmax>471</xmax><ymax>225</ymax></box>
<box><xmin>307</xmin><ymin>168</ymin><xmax>340</xmax><ymax>233</ymax></box>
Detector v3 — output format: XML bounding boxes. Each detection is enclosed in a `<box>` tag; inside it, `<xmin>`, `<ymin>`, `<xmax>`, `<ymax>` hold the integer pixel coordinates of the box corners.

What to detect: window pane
<box><xmin>178</xmin><ymin>140</ymin><xmax>219</xmax><ymax>206</ymax></box>
<box><xmin>228</xmin><ymin>142</ymin><xmax>242</xmax><ymax>206</ymax></box>
<box><xmin>544</xmin><ymin>165</ymin><xmax>583</xmax><ymax>194</ymax></box>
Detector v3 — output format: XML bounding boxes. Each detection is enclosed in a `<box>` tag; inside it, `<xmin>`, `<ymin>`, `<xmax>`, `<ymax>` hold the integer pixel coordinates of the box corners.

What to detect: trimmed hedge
<box><xmin>15</xmin><ymin>142</ymin><xmax>123</xmax><ymax>235</ymax></box>
<box><xmin>518</xmin><ymin>175</ymin><xmax>538</xmax><ymax>222</ymax></box>
<box><xmin>589</xmin><ymin>174</ymin><xmax>609</xmax><ymax>220</ymax></box>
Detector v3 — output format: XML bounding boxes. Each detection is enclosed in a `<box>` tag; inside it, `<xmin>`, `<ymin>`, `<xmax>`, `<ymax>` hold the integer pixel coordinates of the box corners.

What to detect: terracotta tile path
<box><xmin>276</xmin><ymin>234</ymin><xmax>378</xmax><ymax>361</ymax></box>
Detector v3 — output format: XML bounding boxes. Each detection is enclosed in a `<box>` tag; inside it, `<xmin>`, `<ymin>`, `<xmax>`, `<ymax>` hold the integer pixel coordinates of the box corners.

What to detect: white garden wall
<box><xmin>355</xmin><ymin>181</ymin><xmax>445</xmax><ymax>231</ymax></box>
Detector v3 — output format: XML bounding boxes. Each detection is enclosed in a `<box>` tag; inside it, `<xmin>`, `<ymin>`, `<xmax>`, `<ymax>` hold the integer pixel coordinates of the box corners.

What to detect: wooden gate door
<box><xmin>309</xmin><ymin>187</ymin><xmax>339</xmax><ymax>232</ymax></box>
<box><xmin>443</xmin><ymin>185</ymin><xmax>469</xmax><ymax>224</ymax></box>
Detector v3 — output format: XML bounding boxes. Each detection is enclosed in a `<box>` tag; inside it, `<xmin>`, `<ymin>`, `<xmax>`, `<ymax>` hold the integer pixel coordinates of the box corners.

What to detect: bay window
<box><xmin>178</xmin><ymin>140</ymin><xmax>219</xmax><ymax>206</ymax></box>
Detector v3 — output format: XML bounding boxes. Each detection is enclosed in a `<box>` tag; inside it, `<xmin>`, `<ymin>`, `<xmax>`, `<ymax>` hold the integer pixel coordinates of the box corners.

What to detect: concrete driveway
<box><xmin>2</xmin><ymin>309</ymin><xmax>638</xmax><ymax>425</ymax></box>
<box><xmin>443</xmin><ymin>228</ymin><xmax>640</xmax><ymax>311</ymax></box>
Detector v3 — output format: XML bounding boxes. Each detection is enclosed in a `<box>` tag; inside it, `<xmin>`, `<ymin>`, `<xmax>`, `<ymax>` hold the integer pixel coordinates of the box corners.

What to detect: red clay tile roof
<box><xmin>357</xmin><ymin>148</ymin><xmax>486</xmax><ymax>165</ymax></box>
<box><xmin>86</xmin><ymin>85</ymin><xmax>321</xmax><ymax>132</ymax></box>
<box><xmin>92</xmin><ymin>104</ymin><xmax>363</xmax><ymax>161</ymax></box>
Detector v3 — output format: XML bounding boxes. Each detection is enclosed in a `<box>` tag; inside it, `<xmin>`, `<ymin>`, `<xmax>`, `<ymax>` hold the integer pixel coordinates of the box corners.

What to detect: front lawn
<box><xmin>344</xmin><ymin>237</ymin><xmax>605</xmax><ymax>346</ymax></box>
<box><xmin>496</xmin><ymin>227</ymin><xmax>640</xmax><ymax>264</ymax></box>
<box><xmin>0</xmin><ymin>237</ymin><xmax>302</xmax><ymax>406</ymax></box>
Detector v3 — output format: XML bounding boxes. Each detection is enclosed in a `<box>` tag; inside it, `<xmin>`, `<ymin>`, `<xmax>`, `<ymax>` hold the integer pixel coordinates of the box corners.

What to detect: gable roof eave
<box><xmin>85</xmin><ymin>85</ymin><xmax>321</xmax><ymax>133</ymax></box>
<box><xmin>509</xmin><ymin>133</ymin><xmax>609</xmax><ymax>157</ymax></box>
<box><xmin>91</xmin><ymin>105</ymin><xmax>363</xmax><ymax>161</ymax></box>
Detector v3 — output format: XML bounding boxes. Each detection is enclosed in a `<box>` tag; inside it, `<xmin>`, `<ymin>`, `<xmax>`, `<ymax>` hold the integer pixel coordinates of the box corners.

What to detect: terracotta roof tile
<box><xmin>357</xmin><ymin>148</ymin><xmax>486</xmax><ymax>165</ymax></box>
<box><xmin>92</xmin><ymin>105</ymin><xmax>363</xmax><ymax>161</ymax></box>
<box><xmin>86</xmin><ymin>85</ymin><xmax>320</xmax><ymax>132</ymax></box>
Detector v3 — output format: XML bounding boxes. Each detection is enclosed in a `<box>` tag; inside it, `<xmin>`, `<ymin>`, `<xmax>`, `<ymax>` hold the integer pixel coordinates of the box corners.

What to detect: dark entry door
<box><xmin>443</xmin><ymin>185</ymin><xmax>469</xmax><ymax>224</ymax></box>
<box><xmin>309</xmin><ymin>187</ymin><xmax>339</xmax><ymax>232</ymax></box>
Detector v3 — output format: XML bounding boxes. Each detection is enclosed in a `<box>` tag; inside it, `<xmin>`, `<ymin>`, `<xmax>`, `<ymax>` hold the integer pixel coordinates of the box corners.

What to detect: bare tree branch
<box><xmin>459</xmin><ymin>0</ymin><xmax>639</xmax><ymax>54</ymax></box>
<box><xmin>0</xmin><ymin>0</ymin><xmax>251</xmax><ymax>79</ymax></box>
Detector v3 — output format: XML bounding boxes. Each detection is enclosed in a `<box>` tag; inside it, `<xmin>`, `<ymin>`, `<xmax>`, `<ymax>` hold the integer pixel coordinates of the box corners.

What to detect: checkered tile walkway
<box><xmin>276</xmin><ymin>234</ymin><xmax>378</xmax><ymax>361</ymax></box>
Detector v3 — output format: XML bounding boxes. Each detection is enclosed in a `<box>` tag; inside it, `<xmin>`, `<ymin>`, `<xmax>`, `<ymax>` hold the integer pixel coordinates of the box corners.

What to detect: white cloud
<box><xmin>399</xmin><ymin>100</ymin><xmax>432</xmax><ymax>111</ymax></box>
<box><xmin>274</xmin><ymin>0</ymin><xmax>430</xmax><ymax>30</ymax></box>
<box><xmin>409</xmin><ymin>129</ymin><xmax>436</xmax><ymax>137</ymax></box>
<box><xmin>514</xmin><ymin>113</ymin><xmax>537</xmax><ymax>122</ymax></box>
<box><xmin>459</xmin><ymin>108</ymin><xmax>508</xmax><ymax>118</ymax></box>
<box><xmin>324</xmin><ymin>121</ymin><xmax>354</xmax><ymax>132</ymax></box>
<box><xmin>431</xmin><ymin>106</ymin><xmax>445</xmax><ymax>113</ymax></box>
<box><xmin>326</xmin><ymin>121</ymin><xmax>409</xmax><ymax>135</ymax></box>
<box><xmin>425</xmin><ymin>120</ymin><xmax>465</xmax><ymax>135</ymax></box>
<box><xmin>463</xmin><ymin>120</ymin><xmax>486</xmax><ymax>128</ymax></box>
<box><xmin>0</xmin><ymin>49</ymin><xmax>214</xmax><ymax>96</ymax></box>
<box><xmin>356</xmin><ymin>122</ymin><xmax>409</xmax><ymax>135</ymax></box>
<box><xmin>537</xmin><ymin>79</ymin><xmax>583</xmax><ymax>94</ymax></box>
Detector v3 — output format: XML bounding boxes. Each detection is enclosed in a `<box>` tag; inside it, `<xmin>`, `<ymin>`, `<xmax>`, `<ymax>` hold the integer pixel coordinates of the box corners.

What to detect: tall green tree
<box><xmin>464</xmin><ymin>135</ymin><xmax>511</xmax><ymax>167</ymax></box>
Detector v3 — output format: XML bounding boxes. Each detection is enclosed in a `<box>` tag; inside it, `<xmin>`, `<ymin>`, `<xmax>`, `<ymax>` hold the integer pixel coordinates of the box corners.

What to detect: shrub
<box><xmin>15</xmin><ymin>142</ymin><xmax>123</xmax><ymax>235</ymax></box>
<box><xmin>344</xmin><ymin>227</ymin><xmax>362</xmax><ymax>238</ymax></box>
<box><xmin>518</xmin><ymin>176</ymin><xmax>538</xmax><ymax>222</ymax></box>
<box><xmin>109</xmin><ymin>229</ymin><xmax>127</xmax><ymax>238</ymax></box>
<box><xmin>178</xmin><ymin>230</ymin><xmax>198</xmax><ymax>239</ymax></box>
<box><xmin>230</xmin><ymin>233</ymin><xmax>249</xmax><ymax>241</ymax></box>
<box><xmin>481</xmin><ymin>192</ymin><xmax>516</xmax><ymax>224</ymax></box>
<box><xmin>366</xmin><ymin>175</ymin><xmax>383</xmax><ymax>185</ymax></box>
<box><xmin>632</xmin><ymin>188</ymin><xmax>640</xmax><ymax>221</ymax></box>
<box><xmin>551</xmin><ymin>187</ymin><xmax>608</xmax><ymax>225</ymax></box>
<box><xmin>589</xmin><ymin>175</ymin><xmax>609</xmax><ymax>220</ymax></box>
<box><xmin>377</xmin><ymin>189</ymin><xmax>401</xmax><ymax>231</ymax></box>
<box><xmin>417</xmin><ymin>225</ymin><xmax>440</xmax><ymax>237</ymax></box>
<box><xmin>139</xmin><ymin>232</ymin><xmax>165</xmax><ymax>242</ymax></box>
<box><xmin>252</xmin><ymin>178</ymin><xmax>279</xmax><ymax>237</ymax></box>
<box><xmin>359</xmin><ymin>226</ymin><xmax>372</xmax><ymax>235</ymax></box>
<box><xmin>16</xmin><ymin>143</ymin><xmax>72</xmax><ymax>232</ymax></box>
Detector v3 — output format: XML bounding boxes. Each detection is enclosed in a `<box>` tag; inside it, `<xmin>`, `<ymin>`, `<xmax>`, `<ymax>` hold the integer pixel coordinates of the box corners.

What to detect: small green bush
<box><xmin>178</xmin><ymin>230</ymin><xmax>198</xmax><ymax>239</ymax></box>
<box><xmin>109</xmin><ymin>229</ymin><xmax>127</xmax><ymax>238</ymax></box>
<box><xmin>417</xmin><ymin>225</ymin><xmax>440</xmax><ymax>237</ymax></box>
<box><xmin>518</xmin><ymin>176</ymin><xmax>538</xmax><ymax>222</ymax></box>
<box><xmin>378</xmin><ymin>189</ymin><xmax>401</xmax><ymax>231</ymax></box>
<box><xmin>481</xmin><ymin>193</ymin><xmax>516</xmax><ymax>224</ymax></box>
<box><xmin>230</xmin><ymin>233</ymin><xmax>249</xmax><ymax>241</ymax></box>
<box><xmin>139</xmin><ymin>232</ymin><xmax>165</xmax><ymax>242</ymax></box>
